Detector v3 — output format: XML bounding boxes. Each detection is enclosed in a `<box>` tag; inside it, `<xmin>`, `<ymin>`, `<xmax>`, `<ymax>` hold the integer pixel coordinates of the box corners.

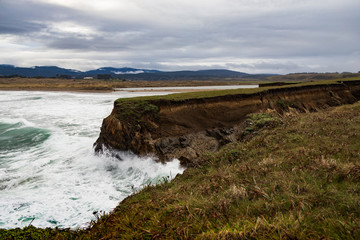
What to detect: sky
<box><xmin>0</xmin><ymin>0</ymin><xmax>359</xmax><ymax>74</ymax></box>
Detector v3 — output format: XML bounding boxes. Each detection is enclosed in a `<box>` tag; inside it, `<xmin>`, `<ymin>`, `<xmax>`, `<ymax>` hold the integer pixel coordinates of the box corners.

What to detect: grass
<box><xmin>76</xmin><ymin>100</ymin><xmax>360</xmax><ymax>239</ymax></box>
<box><xmin>242</xmin><ymin>113</ymin><xmax>282</xmax><ymax>138</ymax></box>
<box><xmin>114</xmin><ymin>101</ymin><xmax>159</xmax><ymax>122</ymax></box>
<box><xmin>3</xmin><ymin>99</ymin><xmax>355</xmax><ymax>239</ymax></box>
<box><xmin>0</xmin><ymin>226</ymin><xmax>80</xmax><ymax>239</ymax></box>
<box><xmin>114</xmin><ymin>77</ymin><xmax>360</xmax><ymax>105</ymax></box>
<box><xmin>267</xmin><ymin>72</ymin><xmax>360</xmax><ymax>82</ymax></box>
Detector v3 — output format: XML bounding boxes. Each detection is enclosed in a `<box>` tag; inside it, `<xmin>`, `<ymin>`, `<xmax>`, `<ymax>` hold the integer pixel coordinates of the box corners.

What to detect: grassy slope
<box><xmin>1</xmin><ymin>78</ymin><xmax>360</xmax><ymax>239</ymax></box>
<box><xmin>79</xmin><ymin>101</ymin><xmax>360</xmax><ymax>239</ymax></box>
<box><xmin>267</xmin><ymin>72</ymin><xmax>360</xmax><ymax>82</ymax></box>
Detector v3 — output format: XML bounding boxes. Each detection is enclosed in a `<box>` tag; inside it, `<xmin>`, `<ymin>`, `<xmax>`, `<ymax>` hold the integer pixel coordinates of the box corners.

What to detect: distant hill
<box><xmin>0</xmin><ymin>65</ymin><xmax>277</xmax><ymax>80</ymax></box>
<box><xmin>0</xmin><ymin>65</ymin><xmax>81</xmax><ymax>78</ymax></box>
<box><xmin>0</xmin><ymin>65</ymin><xmax>159</xmax><ymax>78</ymax></box>
<box><xmin>84</xmin><ymin>67</ymin><xmax>160</xmax><ymax>76</ymax></box>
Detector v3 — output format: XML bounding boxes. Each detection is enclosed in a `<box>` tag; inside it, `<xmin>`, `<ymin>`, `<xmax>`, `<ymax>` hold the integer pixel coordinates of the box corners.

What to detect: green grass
<box><xmin>267</xmin><ymin>72</ymin><xmax>360</xmax><ymax>82</ymax></box>
<box><xmin>0</xmin><ymin>226</ymin><xmax>79</xmax><ymax>240</ymax></box>
<box><xmin>114</xmin><ymin>78</ymin><xmax>360</xmax><ymax>105</ymax></box>
<box><xmin>242</xmin><ymin>113</ymin><xmax>282</xmax><ymax>138</ymax></box>
<box><xmin>113</xmin><ymin>101</ymin><xmax>159</xmax><ymax>127</ymax></box>
<box><xmin>76</xmin><ymin>100</ymin><xmax>360</xmax><ymax>239</ymax></box>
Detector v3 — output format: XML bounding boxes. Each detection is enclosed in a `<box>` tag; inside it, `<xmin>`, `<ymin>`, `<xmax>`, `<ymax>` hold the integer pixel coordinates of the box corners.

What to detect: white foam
<box><xmin>0</xmin><ymin>118</ymin><xmax>36</xmax><ymax>128</ymax></box>
<box><xmin>0</xmin><ymin>90</ymin><xmax>184</xmax><ymax>229</ymax></box>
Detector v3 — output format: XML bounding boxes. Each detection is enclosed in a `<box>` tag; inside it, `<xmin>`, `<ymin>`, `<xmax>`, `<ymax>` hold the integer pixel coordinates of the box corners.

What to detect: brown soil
<box><xmin>95</xmin><ymin>82</ymin><xmax>360</xmax><ymax>166</ymax></box>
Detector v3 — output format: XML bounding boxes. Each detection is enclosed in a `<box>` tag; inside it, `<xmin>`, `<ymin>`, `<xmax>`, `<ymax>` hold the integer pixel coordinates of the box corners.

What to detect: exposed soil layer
<box><xmin>94</xmin><ymin>81</ymin><xmax>360</xmax><ymax>166</ymax></box>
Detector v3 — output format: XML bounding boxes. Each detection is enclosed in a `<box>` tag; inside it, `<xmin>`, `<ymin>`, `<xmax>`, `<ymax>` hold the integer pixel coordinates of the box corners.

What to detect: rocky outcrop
<box><xmin>94</xmin><ymin>81</ymin><xmax>360</xmax><ymax>166</ymax></box>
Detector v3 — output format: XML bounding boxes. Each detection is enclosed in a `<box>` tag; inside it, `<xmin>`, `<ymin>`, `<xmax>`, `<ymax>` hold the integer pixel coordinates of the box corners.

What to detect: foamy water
<box><xmin>0</xmin><ymin>90</ymin><xmax>184</xmax><ymax>229</ymax></box>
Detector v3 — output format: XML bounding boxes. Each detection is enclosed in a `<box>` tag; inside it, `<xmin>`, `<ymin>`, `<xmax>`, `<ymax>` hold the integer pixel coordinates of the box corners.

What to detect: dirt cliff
<box><xmin>94</xmin><ymin>81</ymin><xmax>360</xmax><ymax>166</ymax></box>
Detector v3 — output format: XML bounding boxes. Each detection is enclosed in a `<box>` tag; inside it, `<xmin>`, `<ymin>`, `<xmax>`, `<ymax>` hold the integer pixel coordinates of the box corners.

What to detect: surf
<box><xmin>0</xmin><ymin>90</ymin><xmax>184</xmax><ymax>229</ymax></box>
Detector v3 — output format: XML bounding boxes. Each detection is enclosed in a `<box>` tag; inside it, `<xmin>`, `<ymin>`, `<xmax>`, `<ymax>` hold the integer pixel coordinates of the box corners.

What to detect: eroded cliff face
<box><xmin>94</xmin><ymin>81</ymin><xmax>360</xmax><ymax>166</ymax></box>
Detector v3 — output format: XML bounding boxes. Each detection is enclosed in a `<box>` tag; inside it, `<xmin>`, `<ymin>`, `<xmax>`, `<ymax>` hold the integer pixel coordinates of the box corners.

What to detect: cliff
<box><xmin>94</xmin><ymin>80</ymin><xmax>360</xmax><ymax>166</ymax></box>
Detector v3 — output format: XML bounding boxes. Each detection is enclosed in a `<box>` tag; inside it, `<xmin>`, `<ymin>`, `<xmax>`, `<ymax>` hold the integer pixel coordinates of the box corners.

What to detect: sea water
<box><xmin>0</xmin><ymin>90</ymin><xmax>184</xmax><ymax>229</ymax></box>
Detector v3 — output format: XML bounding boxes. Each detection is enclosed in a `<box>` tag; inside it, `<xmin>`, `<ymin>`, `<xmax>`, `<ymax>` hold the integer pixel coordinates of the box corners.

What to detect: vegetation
<box><xmin>114</xmin><ymin>101</ymin><xmax>160</xmax><ymax>126</ymax></box>
<box><xmin>114</xmin><ymin>77</ymin><xmax>360</xmax><ymax>105</ymax></box>
<box><xmin>0</xmin><ymin>226</ymin><xmax>79</xmax><ymax>240</ymax></box>
<box><xmin>2</xmin><ymin>98</ymin><xmax>360</xmax><ymax>239</ymax></box>
<box><xmin>82</xmin><ymin>100</ymin><xmax>360</xmax><ymax>239</ymax></box>
<box><xmin>242</xmin><ymin>113</ymin><xmax>282</xmax><ymax>138</ymax></box>
<box><xmin>267</xmin><ymin>72</ymin><xmax>360</xmax><ymax>82</ymax></box>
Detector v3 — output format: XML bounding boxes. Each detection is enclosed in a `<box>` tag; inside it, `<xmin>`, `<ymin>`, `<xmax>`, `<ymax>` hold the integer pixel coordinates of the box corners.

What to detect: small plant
<box><xmin>276</xmin><ymin>99</ymin><xmax>287</xmax><ymax>109</ymax></box>
<box><xmin>242</xmin><ymin>113</ymin><xmax>282</xmax><ymax>137</ymax></box>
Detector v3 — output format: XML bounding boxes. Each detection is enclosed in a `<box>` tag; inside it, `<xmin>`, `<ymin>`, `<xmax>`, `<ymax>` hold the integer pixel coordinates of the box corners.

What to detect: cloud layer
<box><xmin>0</xmin><ymin>0</ymin><xmax>359</xmax><ymax>73</ymax></box>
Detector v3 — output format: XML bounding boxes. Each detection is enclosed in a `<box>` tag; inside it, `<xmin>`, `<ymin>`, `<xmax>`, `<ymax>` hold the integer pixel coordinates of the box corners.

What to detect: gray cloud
<box><xmin>0</xmin><ymin>1</ymin><xmax>69</xmax><ymax>34</ymax></box>
<box><xmin>0</xmin><ymin>0</ymin><xmax>359</xmax><ymax>73</ymax></box>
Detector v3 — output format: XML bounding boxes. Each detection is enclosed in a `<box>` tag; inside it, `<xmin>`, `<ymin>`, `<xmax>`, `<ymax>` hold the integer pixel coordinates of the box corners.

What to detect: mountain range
<box><xmin>0</xmin><ymin>65</ymin><xmax>276</xmax><ymax>80</ymax></box>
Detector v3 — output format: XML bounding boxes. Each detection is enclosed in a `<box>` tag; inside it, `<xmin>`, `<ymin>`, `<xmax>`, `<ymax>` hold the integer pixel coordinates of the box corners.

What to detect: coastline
<box><xmin>0</xmin><ymin>87</ymin><xmax>246</xmax><ymax>94</ymax></box>
<box><xmin>0</xmin><ymin>85</ymin><xmax>259</xmax><ymax>94</ymax></box>
<box><xmin>0</xmin><ymin>77</ymin><xmax>258</xmax><ymax>93</ymax></box>
<box><xmin>94</xmin><ymin>79</ymin><xmax>360</xmax><ymax>166</ymax></box>
<box><xmin>0</xmin><ymin>87</ymin><xmax>114</xmax><ymax>93</ymax></box>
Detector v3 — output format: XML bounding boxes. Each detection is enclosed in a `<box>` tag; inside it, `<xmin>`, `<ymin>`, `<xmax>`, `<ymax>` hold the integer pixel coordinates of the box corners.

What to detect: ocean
<box><xmin>0</xmin><ymin>90</ymin><xmax>184</xmax><ymax>229</ymax></box>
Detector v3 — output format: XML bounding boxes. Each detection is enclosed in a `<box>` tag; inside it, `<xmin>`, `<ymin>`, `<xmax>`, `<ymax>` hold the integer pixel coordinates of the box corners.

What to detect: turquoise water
<box><xmin>0</xmin><ymin>90</ymin><xmax>184</xmax><ymax>229</ymax></box>
<box><xmin>0</xmin><ymin>122</ymin><xmax>50</xmax><ymax>151</ymax></box>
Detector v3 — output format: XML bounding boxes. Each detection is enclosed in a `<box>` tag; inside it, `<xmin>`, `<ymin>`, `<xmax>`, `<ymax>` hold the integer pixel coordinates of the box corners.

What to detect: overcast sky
<box><xmin>0</xmin><ymin>0</ymin><xmax>359</xmax><ymax>73</ymax></box>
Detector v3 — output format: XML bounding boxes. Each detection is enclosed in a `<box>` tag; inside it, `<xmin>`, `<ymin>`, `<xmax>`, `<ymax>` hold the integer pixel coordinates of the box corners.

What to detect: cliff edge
<box><xmin>94</xmin><ymin>80</ymin><xmax>360</xmax><ymax>166</ymax></box>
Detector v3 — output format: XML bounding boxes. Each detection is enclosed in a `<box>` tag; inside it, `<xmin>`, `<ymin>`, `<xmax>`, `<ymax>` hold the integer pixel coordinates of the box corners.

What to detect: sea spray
<box><xmin>0</xmin><ymin>90</ymin><xmax>184</xmax><ymax>229</ymax></box>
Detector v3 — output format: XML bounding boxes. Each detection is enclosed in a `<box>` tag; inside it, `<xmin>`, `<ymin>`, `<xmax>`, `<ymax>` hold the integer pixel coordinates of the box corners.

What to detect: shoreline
<box><xmin>95</xmin><ymin>79</ymin><xmax>360</xmax><ymax>166</ymax></box>
<box><xmin>0</xmin><ymin>87</ymin><xmax>238</xmax><ymax>94</ymax></box>
<box><xmin>0</xmin><ymin>77</ymin><xmax>261</xmax><ymax>93</ymax></box>
<box><xmin>0</xmin><ymin>85</ymin><xmax>259</xmax><ymax>94</ymax></box>
<box><xmin>0</xmin><ymin>88</ymin><xmax>114</xmax><ymax>93</ymax></box>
